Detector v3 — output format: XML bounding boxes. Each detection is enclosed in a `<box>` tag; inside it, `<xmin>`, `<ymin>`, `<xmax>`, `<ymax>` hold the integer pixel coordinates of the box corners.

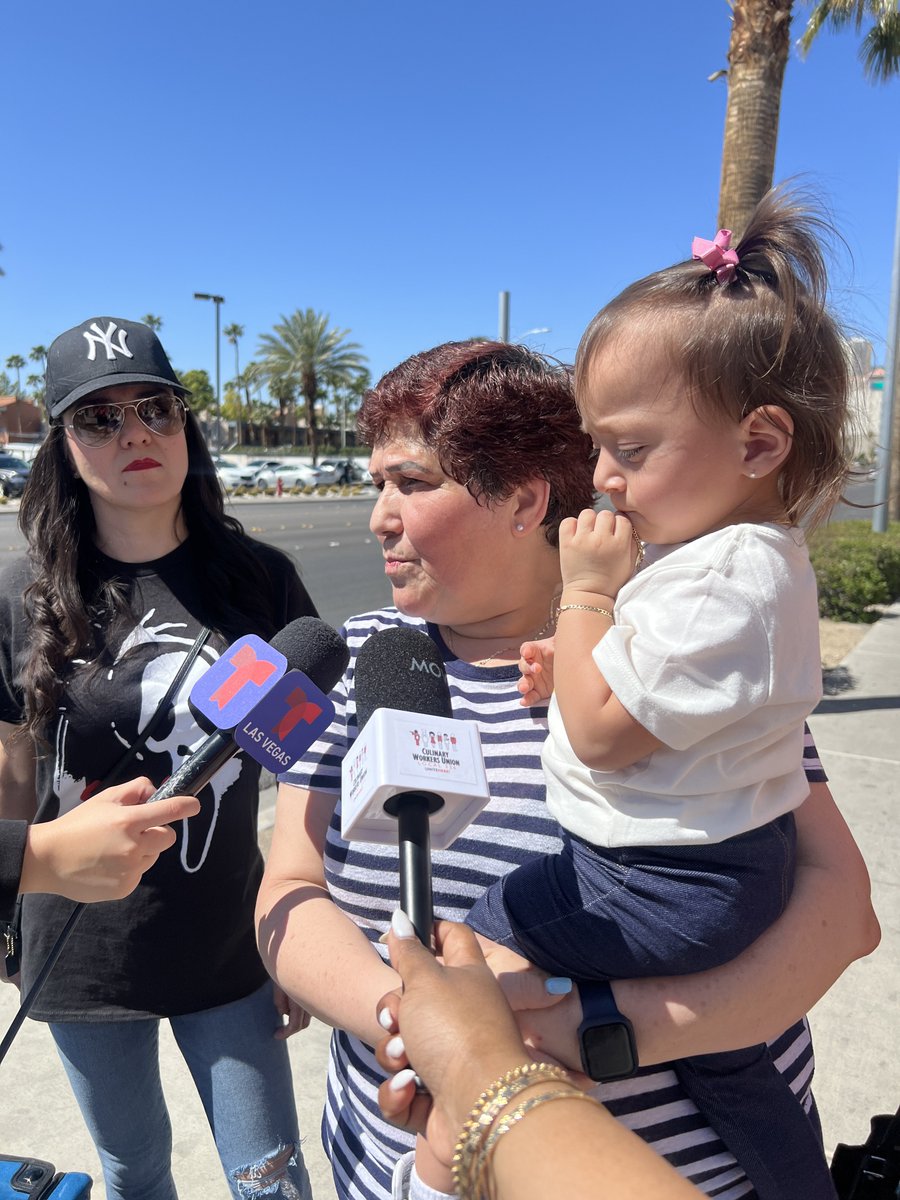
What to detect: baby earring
<box><xmin>515</xmin><ymin>523</ymin><xmax>525</xmax><ymax>532</ymax></box>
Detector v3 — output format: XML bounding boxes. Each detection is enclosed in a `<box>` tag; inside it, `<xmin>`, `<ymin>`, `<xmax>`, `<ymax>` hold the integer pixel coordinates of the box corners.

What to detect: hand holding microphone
<box><xmin>19</xmin><ymin>780</ymin><xmax>201</xmax><ymax>904</ymax></box>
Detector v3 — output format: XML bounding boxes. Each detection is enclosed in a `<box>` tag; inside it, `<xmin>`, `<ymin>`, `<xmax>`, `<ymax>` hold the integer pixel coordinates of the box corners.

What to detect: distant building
<box><xmin>0</xmin><ymin>396</ymin><xmax>44</xmax><ymax>442</ymax></box>
<box><xmin>845</xmin><ymin>339</ymin><xmax>881</xmax><ymax>462</ymax></box>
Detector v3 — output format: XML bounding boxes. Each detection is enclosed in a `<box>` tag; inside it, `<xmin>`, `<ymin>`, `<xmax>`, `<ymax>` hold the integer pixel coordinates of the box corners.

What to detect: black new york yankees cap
<box><xmin>44</xmin><ymin>316</ymin><xmax>189</xmax><ymax>419</ymax></box>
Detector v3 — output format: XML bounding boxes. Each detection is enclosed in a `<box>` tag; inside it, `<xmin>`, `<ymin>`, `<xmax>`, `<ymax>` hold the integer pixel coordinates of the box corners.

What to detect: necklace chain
<box><xmin>443</xmin><ymin>597</ymin><xmax>560</xmax><ymax>667</ymax></box>
<box><xmin>441</xmin><ymin>532</ymin><xmax>643</xmax><ymax>667</ymax></box>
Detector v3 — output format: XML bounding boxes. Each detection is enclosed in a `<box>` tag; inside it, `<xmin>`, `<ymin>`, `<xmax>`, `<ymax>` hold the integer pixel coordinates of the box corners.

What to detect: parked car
<box><xmin>211</xmin><ymin>457</ymin><xmax>246</xmax><ymax>489</ymax></box>
<box><xmin>238</xmin><ymin>457</ymin><xmax>289</xmax><ymax>485</ymax></box>
<box><xmin>317</xmin><ymin>458</ymin><xmax>368</xmax><ymax>484</ymax></box>
<box><xmin>0</xmin><ymin>454</ymin><xmax>31</xmax><ymax>498</ymax></box>
<box><xmin>2</xmin><ymin>442</ymin><xmax>40</xmax><ymax>464</ymax></box>
<box><xmin>254</xmin><ymin>462</ymin><xmax>325</xmax><ymax>489</ymax></box>
<box><xmin>0</xmin><ymin>470</ymin><xmax>28</xmax><ymax>501</ymax></box>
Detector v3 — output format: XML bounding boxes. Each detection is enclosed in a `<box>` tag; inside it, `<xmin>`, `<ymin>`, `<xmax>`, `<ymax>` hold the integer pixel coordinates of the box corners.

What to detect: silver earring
<box><xmin>748</xmin><ymin>470</ymin><xmax>757</xmax><ymax>479</ymax></box>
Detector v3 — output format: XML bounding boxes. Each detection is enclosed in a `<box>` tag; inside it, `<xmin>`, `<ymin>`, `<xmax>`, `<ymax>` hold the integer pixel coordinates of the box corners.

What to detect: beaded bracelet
<box><xmin>451</xmin><ymin>1063</ymin><xmax>570</xmax><ymax>1197</ymax></box>
<box><xmin>472</xmin><ymin>1088</ymin><xmax>603</xmax><ymax>1200</ymax></box>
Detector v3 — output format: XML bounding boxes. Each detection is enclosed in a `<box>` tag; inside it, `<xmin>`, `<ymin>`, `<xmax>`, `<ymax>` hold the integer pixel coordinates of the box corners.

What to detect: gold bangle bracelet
<box><xmin>472</xmin><ymin>1088</ymin><xmax>604</xmax><ymax>1200</ymax></box>
<box><xmin>557</xmin><ymin>603</ymin><xmax>614</xmax><ymax>620</ymax></box>
<box><xmin>451</xmin><ymin>1063</ymin><xmax>571</xmax><ymax>1198</ymax></box>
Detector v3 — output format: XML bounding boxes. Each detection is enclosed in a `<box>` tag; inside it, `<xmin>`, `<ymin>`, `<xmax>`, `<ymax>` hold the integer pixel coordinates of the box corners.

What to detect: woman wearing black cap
<box><xmin>0</xmin><ymin>317</ymin><xmax>316</xmax><ymax>1200</ymax></box>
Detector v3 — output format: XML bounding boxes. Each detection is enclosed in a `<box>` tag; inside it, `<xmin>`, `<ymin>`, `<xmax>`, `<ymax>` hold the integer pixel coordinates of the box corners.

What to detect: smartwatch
<box><xmin>576</xmin><ymin>980</ymin><xmax>638</xmax><ymax>1082</ymax></box>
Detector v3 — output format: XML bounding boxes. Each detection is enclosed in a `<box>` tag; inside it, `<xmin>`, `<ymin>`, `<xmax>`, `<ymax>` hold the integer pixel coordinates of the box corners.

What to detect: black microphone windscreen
<box><xmin>272</xmin><ymin>616</ymin><xmax>350</xmax><ymax>694</ymax></box>
<box><xmin>355</xmin><ymin>627</ymin><xmax>452</xmax><ymax>731</ymax></box>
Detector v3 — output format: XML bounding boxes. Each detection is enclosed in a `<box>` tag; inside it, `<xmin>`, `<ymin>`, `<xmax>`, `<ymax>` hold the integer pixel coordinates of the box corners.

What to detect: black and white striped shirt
<box><xmin>282</xmin><ymin>607</ymin><xmax>827</xmax><ymax>1200</ymax></box>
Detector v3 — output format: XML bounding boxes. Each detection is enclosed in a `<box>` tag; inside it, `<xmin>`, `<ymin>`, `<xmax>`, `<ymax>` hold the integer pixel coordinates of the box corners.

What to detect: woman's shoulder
<box><xmin>341</xmin><ymin>607</ymin><xmax>424</xmax><ymax>640</ymax></box>
<box><xmin>239</xmin><ymin>537</ymin><xmax>317</xmax><ymax>620</ymax></box>
<box><xmin>242</xmin><ymin>536</ymin><xmax>300</xmax><ymax>579</ymax></box>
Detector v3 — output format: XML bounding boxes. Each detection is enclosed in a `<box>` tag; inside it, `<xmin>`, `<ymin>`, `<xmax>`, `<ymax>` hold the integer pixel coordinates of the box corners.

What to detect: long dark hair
<box><xmin>18</xmin><ymin>408</ymin><xmax>290</xmax><ymax>737</ymax></box>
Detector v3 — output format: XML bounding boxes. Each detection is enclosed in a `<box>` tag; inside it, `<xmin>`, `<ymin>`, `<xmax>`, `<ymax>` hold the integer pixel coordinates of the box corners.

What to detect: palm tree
<box><xmin>141</xmin><ymin>314</ymin><xmax>163</xmax><ymax>332</ymax></box>
<box><xmin>717</xmin><ymin>1</ymin><xmax>900</xmax><ymax>234</ymax></box>
<box><xmin>29</xmin><ymin>345</ymin><xmax>48</xmax><ymax>372</ymax></box>
<box><xmin>223</xmin><ymin>323</ymin><xmax>245</xmax><ymax>446</ymax></box>
<box><xmin>5</xmin><ymin>355</ymin><xmax>25</xmax><ymax>395</ymax></box>
<box><xmin>256</xmin><ymin>310</ymin><xmax>368</xmax><ymax>463</ymax></box>
<box><xmin>329</xmin><ymin>368</ymin><xmax>371</xmax><ymax>451</ymax></box>
<box><xmin>240</xmin><ymin>361</ymin><xmax>272</xmax><ymax>446</ymax></box>
<box><xmin>26</xmin><ymin>373</ymin><xmax>45</xmax><ymax>403</ymax></box>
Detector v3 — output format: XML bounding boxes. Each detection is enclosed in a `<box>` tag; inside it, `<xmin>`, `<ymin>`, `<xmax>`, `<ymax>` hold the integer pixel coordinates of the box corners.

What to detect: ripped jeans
<box><xmin>50</xmin><ymin>980</ymin><xmax>312</xmax><ymax>1200</ymax></box>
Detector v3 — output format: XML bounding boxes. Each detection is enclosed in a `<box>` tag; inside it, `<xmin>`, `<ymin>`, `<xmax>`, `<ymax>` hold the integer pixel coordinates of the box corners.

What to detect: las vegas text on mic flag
<box><xmin>151</xmin><ymin>616</ymin><xmax>349</xmax><ymax>801</ymax></box>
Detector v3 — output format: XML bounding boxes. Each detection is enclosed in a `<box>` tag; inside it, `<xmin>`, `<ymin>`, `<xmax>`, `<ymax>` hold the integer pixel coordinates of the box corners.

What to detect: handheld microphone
<box><xmin>342</xmin><ymin>626</ymin><xmax>489</xmax><ymax>944</ymax></box>
<box><xmin>150</xmin><ymin>616</ymin><xmax>349</xmax><ymax>802</ymax></box>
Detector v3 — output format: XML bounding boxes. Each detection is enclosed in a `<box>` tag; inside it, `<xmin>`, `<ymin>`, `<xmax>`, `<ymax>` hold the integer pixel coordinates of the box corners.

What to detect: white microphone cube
<box><xmin>341</xmin><ymin>708</ymin><xmax>490</xmax><ymax>849</ymax></box>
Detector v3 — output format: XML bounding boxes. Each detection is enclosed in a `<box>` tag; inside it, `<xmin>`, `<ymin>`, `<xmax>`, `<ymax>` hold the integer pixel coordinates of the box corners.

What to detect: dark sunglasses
<box><xmin>62</xmin><ymin>393</ymin><xmax>187</xmax><ymax>448</ymax></box>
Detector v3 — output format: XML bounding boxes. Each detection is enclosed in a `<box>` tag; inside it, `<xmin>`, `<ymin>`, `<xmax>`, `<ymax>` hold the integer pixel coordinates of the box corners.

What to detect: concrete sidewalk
<box><xmin>1</xmin><ymin>606</ymin><xmax>898</xmax><ymax>1197</ymax></box>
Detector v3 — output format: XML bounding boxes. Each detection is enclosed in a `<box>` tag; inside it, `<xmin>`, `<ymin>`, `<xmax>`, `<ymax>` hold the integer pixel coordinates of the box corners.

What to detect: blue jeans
<box><xmin>467</xmin><ymin>816</ymin><xmax>797</xmax><ymax>977</ymax></box>
<box><xmin>50</xmin><ymin>980</ymin><xmax>312</xmax><ymax>1200</ymax></box>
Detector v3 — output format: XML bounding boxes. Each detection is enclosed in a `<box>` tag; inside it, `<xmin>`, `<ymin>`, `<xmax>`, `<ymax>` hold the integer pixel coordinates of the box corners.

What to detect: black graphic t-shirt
<box><xmin>0</xmin><ymin>539</ymin><xmax>316</xmax><ymax>1020</ymax></box>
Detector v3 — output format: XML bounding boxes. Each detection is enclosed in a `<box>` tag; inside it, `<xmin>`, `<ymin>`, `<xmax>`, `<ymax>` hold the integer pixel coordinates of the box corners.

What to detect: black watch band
<box><xmin>576</xmin><ymin>979</ymin><xmax>638</xmax><ymax>1083</ymax></box>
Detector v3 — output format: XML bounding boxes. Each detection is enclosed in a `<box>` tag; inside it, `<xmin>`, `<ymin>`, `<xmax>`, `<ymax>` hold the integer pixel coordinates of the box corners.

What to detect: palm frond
<box><xmin>860</xmin><ymin>8</ymin><xmax>900</xmax><ymax>78</ymax></box>
<box><xmin>798</xmin><ymin>0</ymin><xmax>900</xmax><ymax>76</ymax></box>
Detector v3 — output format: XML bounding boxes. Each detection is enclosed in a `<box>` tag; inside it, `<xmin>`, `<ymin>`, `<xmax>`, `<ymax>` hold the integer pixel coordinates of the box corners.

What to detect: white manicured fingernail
<box><xmin>378</xmin><ymin>1007</ymin><xmax>396</xmax><ymax>1032</ymax></box>
<box><xmin>386</xmin><ymin>1035</ymin><xmax>405</xmax><ymax>1058</ymax></box>
<box><xmin>391</xmin><ymin>909</ymin><xmax>416</xmax><ymax>939</ymax></box>
<box><xmin>389</xmin><ymin>1068</ymin><xmax>418</xmax><ymax>1092</ymax></box>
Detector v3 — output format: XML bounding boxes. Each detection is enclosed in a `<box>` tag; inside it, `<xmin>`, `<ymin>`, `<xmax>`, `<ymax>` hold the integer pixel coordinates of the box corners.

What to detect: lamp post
<box><xmin>193</xmin><ymin>292</ymin><xmax>225</xmax><ymax>449</ymax></box>
<box><xmin>873</xmin><ymin>173</ymin><xmax>900</xmax><ymax>532</ymax></box>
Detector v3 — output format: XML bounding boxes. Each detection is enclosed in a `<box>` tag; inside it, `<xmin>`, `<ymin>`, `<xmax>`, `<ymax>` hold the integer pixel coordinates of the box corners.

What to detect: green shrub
<box><xmin>809</xmin><ymin>521</ymin><xmax>900</xmax><ymax>622</ymax></box>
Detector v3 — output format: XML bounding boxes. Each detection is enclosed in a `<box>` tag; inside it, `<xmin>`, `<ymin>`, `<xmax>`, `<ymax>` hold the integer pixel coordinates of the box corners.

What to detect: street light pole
<box><xmin>193</xmin><ymin>292</ymin><xmax>225</xmax><ymax>449</ymax></box>
<box><xmin>498</xmin><ymin>291</ymin><xmax>510</xmax><ymax>342</ymax></box>
<box><xmin>873</xmin><ymin>173</ymin><xmax>900</xmax><ymax>532</ymax></box>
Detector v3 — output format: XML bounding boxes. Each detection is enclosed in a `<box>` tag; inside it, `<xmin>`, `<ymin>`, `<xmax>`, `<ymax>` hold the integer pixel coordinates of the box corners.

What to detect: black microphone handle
<box><xmin>384</xmin><ymin>790</ymin><xmax>444</xmax><ymax>946</ymax></box>
<box><xmin>148</xmin><ymin>729</ymin><xmax>237</xmax><ymax>802</ymax></box>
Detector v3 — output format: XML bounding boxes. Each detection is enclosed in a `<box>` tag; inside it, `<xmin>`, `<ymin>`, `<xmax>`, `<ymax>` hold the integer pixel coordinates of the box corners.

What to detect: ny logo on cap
<box><xmin>82</xmin><ymin>320</ymin><xmax>134</xmax><ymax>362</ymax></box>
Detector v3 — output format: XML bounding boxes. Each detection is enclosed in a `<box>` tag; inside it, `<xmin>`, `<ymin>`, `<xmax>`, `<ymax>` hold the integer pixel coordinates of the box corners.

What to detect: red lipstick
<box><xmin>123</xmin><ymin>458</ymin><xmax>161</xmax><ymax>472</ymax></box>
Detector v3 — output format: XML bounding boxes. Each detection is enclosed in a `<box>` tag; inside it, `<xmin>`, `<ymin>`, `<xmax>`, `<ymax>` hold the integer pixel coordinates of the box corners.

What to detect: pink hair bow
<box><xmin>691</xmin><ymin>229</ymin><xmax>739</xmax><ymax>284</ymax></box>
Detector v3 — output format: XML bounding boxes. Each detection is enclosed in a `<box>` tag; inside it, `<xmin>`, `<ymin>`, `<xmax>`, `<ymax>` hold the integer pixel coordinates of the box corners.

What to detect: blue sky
<box><xmin>2</xmin><ymin>1</ymin><xmax>898</xmax><ymax>394</ymax></box>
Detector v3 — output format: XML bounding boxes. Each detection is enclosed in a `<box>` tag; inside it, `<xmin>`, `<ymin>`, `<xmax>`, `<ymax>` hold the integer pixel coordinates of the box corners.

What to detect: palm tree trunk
<box><xmin>718</xmin><ymin>0</ymin><xmax>793</xmax><ymax>237</ymax></box>
<box><xmin>304</xmin><ymin>390</ymin><xmax>319</xmax><ymax>462</ymax></box>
